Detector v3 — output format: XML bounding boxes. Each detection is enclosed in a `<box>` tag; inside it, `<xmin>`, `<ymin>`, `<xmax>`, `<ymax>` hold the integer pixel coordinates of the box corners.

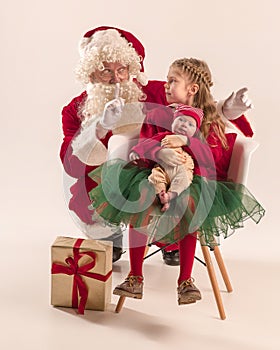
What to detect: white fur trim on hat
<box><xmin>136</xmin><ymin>72</ymin><xmax>148</xmax><ymax>86</ymax></box>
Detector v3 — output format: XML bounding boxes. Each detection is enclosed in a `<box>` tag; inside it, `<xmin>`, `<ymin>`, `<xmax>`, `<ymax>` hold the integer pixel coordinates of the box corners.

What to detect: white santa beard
<box><xmin>82</xmin><ymin>80</ymin><xmax>144</xmax><ymax>120</ymax></box>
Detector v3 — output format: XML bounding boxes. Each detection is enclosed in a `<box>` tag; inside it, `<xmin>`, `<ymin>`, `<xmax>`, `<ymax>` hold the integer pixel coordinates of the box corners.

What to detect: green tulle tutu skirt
<box><xmin>88</xmin><ymin>159</ymin><xmax>265</xmax><ymax>246</ymax></box>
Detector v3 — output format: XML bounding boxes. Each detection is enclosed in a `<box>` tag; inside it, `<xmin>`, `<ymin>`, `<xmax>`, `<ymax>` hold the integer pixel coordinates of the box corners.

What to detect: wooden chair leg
<box><xmin>200</xmin><ymin>243</ymin><xmax>226</xmax><ymax>320</ymax></box>
<box><xmin>114</xmin><ymin>246</ymin><xmax>150</xmax><ymax>313</ymax></box>
<box><xmin>213</xmin><ymin>245</ymin><xmax>233</xmax><ymax>293</ymax></box>
<box><xmin>115</xmin><ymin>243</ymin><xmax>230</xmax><ymax>319</ymax></box>
<box><xmin>115</xmin><ymin>295</ymin><xmax>126</xmax><ymax>313</ymax></box>
<box><xmin>144</xmin><ymin>245</ymin><xmax>150</xmax><ymax>257</ymax></box>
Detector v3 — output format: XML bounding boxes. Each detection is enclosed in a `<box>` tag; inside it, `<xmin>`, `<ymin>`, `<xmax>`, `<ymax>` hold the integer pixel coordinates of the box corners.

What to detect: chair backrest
<box><xmin>107</xmin><ymin>134</ymin><xmax>138</xmax><ymax>161</ymax></box>
<box><xmin>227</xmin><ymin>134</ymin><xmax>259</xmax><ymax>186</ymax></box>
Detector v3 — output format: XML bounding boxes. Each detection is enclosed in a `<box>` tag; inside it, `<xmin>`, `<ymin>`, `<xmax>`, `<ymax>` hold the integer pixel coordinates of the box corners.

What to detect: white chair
<box><xmin>227</xmin><ymin>134</ymin><xmax>259</xmax><ymax>186</ymax></box>
<box><xmin>199</xmin><ymin>134</ymin><xmax>259</xmax><ymax>319</ymax></box>
<box><xmin>107</xmin><ymin>134</ymin><xmax>139</xmax><ymax>161</ymax></box>
<box><xmin>111</xmin><ymin>133</ymin><xmax>259</xmax><ymax>319</ymax></box>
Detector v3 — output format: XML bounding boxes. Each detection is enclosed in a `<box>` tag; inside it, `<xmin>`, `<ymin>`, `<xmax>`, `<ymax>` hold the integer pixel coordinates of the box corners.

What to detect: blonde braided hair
<box><xmin>171</xmin><ymin>58</ymin><xmax>228</xmax><ymax>149</ymax></box>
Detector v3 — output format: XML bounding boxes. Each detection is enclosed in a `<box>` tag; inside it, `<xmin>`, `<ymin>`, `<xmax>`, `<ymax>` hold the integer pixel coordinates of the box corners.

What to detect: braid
<box><xmin>174</xmin><ymin>58</ymin><xmax>213</xmax><ymax>91</ymax></box>
<box><xmin>171</xmin><ymin>58</ymin><xmax>228</xmax><ymax>149</ymax></box>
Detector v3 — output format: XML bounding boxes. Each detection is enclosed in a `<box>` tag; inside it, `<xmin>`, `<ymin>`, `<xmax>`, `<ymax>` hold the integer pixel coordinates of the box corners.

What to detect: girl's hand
<box><xmin>161</xmin><ymin>135</ymin><xmax>188</xmax><ymax>148</ymax></box>
<box><xmin>157</xmin><ymin>148</ymin><xmax>186</xmax><ymax>166</ymax></box>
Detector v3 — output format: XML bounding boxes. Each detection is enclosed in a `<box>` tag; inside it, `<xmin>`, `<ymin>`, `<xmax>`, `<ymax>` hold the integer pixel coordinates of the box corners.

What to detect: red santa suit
<box><xmin>60</xmin><ymin>81</ymin><xmax>173</xmax><ymax>224</ymax></box>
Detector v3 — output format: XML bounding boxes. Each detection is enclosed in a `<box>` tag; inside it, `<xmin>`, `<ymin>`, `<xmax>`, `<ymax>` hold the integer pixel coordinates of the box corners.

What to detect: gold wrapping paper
<box><xmin>51</xmin><ymin>236</ymin><xmax>112</xmax><ymax>312</ymax></box>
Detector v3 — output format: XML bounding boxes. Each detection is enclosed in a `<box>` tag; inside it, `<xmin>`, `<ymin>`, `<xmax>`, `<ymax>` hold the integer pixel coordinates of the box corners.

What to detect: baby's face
<box><xmin>172</xmin><ymin>114</ymin><xmax>197</xmax><ymax>137</ymax></box>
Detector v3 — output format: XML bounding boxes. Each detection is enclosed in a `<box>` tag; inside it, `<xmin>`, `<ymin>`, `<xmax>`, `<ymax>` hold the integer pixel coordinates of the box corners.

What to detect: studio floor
<box><xmin>1</xmin><ymin>225</ymin><xmax>279</xmax><ymax>350</ymax></box>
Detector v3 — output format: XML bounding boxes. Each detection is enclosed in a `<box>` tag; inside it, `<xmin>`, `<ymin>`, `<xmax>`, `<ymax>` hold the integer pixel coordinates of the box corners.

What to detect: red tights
<box><xmin>128</xmin><ymin>227</ymin><xmax>197</xmax><ymax>286</ymax></box>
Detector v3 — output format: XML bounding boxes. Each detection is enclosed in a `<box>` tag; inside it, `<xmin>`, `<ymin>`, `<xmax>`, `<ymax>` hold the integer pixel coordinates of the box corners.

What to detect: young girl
<box><xmin>89</xmin><ymin>57</ymin><xmax>265</xmax><ymax>304</ymax></box>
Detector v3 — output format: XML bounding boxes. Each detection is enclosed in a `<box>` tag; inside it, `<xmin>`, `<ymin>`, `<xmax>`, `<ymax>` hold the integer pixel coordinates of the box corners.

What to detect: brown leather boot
<box><xmin>113</xmin><ymin>275</ymin><xmax>143</xmax><ymax>299</ymax></box>
<box><xmin>177</xmin><ymin>278</ymin><xmax>202</xmax><ymax>305</ymax></box>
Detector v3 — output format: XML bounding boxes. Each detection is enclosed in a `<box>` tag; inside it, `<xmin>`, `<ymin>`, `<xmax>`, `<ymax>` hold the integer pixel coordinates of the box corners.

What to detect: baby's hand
<box><xmin>161</xmin><ymin>135</ymin><xmax>188</xmax><ymax>148</ymax></box>
<box><xmin>129</xmin><ymin>151</ymin><xmax>140</xmax><ymax>161</ymax></box>
<box><xmin>157</xmin><ymin>148</ymin><xmax>186</xmax><ymax>166</ymax></box>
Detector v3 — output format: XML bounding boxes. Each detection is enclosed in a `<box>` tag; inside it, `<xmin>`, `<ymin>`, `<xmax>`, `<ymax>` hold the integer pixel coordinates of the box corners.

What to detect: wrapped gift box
<box><xmin>51</xmin><ymin>236</ymin><xmax>112</xmax><ymax>313</ymax></box>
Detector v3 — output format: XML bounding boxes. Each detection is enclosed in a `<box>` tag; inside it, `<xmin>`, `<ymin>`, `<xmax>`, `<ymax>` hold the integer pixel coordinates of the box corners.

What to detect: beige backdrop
<box><xmin>1</xmin><ymin>0</ymin><xmax>277</xmax><ymax>260</ymax></box>
<box><xmin>1</xmin><ymin>1</ymin><xmax>280</xmax><ymax>349</ymax></box>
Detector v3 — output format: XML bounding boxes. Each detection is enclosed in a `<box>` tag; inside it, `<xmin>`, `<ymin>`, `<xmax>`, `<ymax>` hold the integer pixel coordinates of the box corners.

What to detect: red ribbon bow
<box><xmin>51</xmin><ymin>239</ymin><xmax>112</xmax><ymax>314</ymax></box>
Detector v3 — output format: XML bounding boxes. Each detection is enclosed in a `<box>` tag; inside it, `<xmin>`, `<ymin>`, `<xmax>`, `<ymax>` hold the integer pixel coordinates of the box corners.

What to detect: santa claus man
<box><xmin>60</xmin><ymin>26</ymin><xmax>253</xmax><ymax>264</ymax></box>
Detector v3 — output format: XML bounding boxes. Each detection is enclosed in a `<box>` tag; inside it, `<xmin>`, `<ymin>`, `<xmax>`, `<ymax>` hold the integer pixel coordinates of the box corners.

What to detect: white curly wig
<box><xmin>75</xmin><ymin>29</ymin><xmax>148</xmax><ymax>86</ymax></box>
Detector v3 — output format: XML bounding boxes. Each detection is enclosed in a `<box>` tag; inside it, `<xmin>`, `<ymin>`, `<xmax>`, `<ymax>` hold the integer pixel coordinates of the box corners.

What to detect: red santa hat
<box><xmin>83</xmin><ymin>26</ymin><xmax>145</xmax><ymax>72</ymax></box>
<box><xmin>77</xmin><ymin>26</ymin><xmax>147</xmax><ymax>85</ymax></box>
<box><xmin>174</xmin><ymin>104</ymin><xmax>204</xmax><ymax>129</ymax></box>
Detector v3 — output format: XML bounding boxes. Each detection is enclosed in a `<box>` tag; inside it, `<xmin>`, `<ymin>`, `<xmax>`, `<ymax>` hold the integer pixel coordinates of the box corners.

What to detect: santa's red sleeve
<box><xmin>229</xmin><ymin>115</ymin><xmax>254</xmax><ymax>137</ymax></box>
<box><xmin>59</xmin><ymin>91</ymin><xmax>111</xmax><ymax>178</ymax></box>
